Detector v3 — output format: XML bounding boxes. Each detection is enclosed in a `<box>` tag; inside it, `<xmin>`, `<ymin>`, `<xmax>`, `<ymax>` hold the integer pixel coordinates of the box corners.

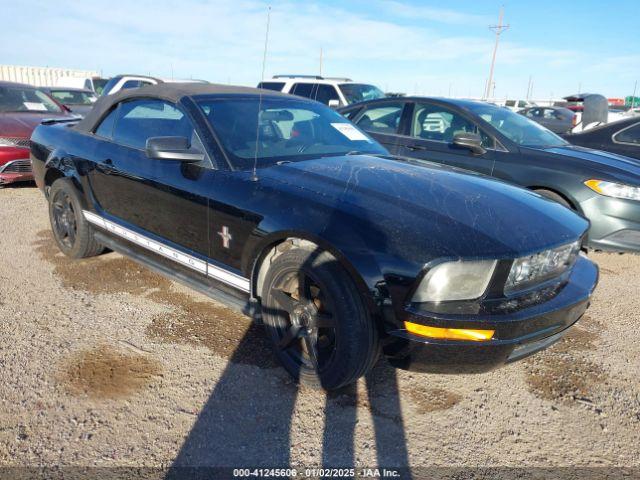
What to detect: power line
<box><xmin>484</xmin><ymin>6</ymin><xmax>509</xmax><ymax>100</ymax></box>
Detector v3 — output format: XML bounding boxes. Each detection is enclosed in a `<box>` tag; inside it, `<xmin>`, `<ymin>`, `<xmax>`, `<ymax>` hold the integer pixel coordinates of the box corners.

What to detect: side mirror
<box><xmin>328</xmin><ymin>99</ymin><xmax>341</xmax><ymax>109</ymax></box>
<box><xmin>452</xmin><ymin>132</ymin><xmax>486</xmax><ymax>155</ymax></box>
<box><xmin>145</xmin><ymin>136</ymin><xmax>205</xmax><ymax>162</ymax></box>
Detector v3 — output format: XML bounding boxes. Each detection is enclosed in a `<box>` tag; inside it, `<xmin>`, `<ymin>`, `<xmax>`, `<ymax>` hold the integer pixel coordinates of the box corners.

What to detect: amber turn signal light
<box><xmin>404</xmin><ymin>321</ymin><xmax>495</xmax><ymax>341</ymax></box>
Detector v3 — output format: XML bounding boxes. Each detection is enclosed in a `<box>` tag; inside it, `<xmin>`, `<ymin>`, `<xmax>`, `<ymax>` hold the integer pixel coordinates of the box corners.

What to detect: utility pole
<box><xmin>632</xmin><ymin>80</ymin><xmax>637</xmax><ymax>108</ymax></box>
<box><xmin>484</xmin><ymin>6</ymin><xmax>509</xmax><ymax>100</ymax></box>
<box><xmin>526</xmin><ymin>75</ymin><xmax>532</xmax><ymax>100</ymax></box>
<box><xmin>319</xmin><ymin>47</ymin><xmax>323</xmax><ymax>77</ymax></box>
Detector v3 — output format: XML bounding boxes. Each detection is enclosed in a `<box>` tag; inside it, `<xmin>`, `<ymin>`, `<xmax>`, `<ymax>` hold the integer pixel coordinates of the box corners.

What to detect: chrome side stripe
<box><xmin>83</xmin><ymin>210</ymin><xmax>250</xmax><ymax>292</ymax></box>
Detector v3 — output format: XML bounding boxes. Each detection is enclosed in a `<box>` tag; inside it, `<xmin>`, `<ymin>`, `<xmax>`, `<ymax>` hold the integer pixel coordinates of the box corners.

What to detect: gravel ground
<box><xmin>1</xmin><ymin>185</ymin><xmax>639</xmax><ymax>473</ymax></box>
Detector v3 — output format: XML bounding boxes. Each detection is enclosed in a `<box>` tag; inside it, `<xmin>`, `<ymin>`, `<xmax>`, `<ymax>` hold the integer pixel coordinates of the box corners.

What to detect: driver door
<box><xmin>87</xmin><ymin>98</ymin><xmax>211</xmax><ymax>259</ymax></box>
<box><xmin>396</xmin><ymin>102</ymin><xmax>496</xmax><ymax>176</ymax></box>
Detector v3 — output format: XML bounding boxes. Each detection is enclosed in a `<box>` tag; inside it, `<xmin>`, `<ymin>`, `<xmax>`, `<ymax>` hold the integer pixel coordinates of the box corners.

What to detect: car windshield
<box><xmin>197</xmin><ymin>97</ymin><xmax>387</xmax><ymax>170</ymax></box>
<box><xmin>340</xmin><ymin>84</ymin><xmax>386</xmax><ymax>104</ymax></box>
<box><xmin>465</xmin><ymin>102</ymin><xmax>568</xmax><ymax>148</ymax></box>
<box><xmin>0</xmin><ymin>86</ymin><xmax>63</xmax><ymax>113</ymax></box>
<box><xmin>49</xmin><ymin>90</ymin><xmax>96</xmax><ymax>105</ymax></box>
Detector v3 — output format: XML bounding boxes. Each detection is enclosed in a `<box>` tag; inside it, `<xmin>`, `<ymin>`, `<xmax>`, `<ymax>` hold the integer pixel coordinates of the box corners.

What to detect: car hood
<box><xmin>0</xmin><ymin>111</ymin><xmax>70</xmax><ymax>137</ymax></box>
<box><xmin>523</xmin><ymin>144</ymin><xmax>640</xmax><ymax>182</ymax></box>
<box><xmin>259</xmin><ymin>155</ymin><xmax>588</xmax><ymax>262</ymax></box>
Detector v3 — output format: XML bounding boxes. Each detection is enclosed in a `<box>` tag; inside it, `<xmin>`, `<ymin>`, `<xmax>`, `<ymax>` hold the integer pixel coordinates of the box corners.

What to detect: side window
<box><xmin>411</xmin><ymin>103</ymin><xmax>494</xmax><ymax>148</ymax></box>
<box><xmin>314</xmin><ymin>84</ymin><xmax>340</xmax><ymax>105</ymax></box>
<box><xmin>94</xmin><ymin>108</ymin><xmax>118</xmax><ymax>138</ymax></box>
<box><xmin>505</xmin><ymin>100</ymin><xmax>516</xmax><ymax>107</ymax></box>
<box><xmin>356</xmin><ymin>103</ymin><xmax>404</xmax><ymax>134</ymax></box>
<box><xmin>518</xmin><ymin>100</ymin><xmax>527</xmax><ymax>108</ymax></box>
<box><xmin>121</xmin><ymin>80</ymin><xmax>142</xmax><ymax>90</ymax></box>
<box><xmin>257</xmin><ymin>82</ymin><xmax>285</xmax><ymax>92</ymax></box>
<box><xmin>291</xmin><ymin>83</ymin><xmax>316</xmax><ymax>99</ymax></box>
<box><xmin>411</xmin><ymin>104</ymin><xmax>473</xmax><ymax>142</ymax></box>
<box><xmin>111</xmin><ymin>99</ymin><xmax>194</xmax><ymax>150</ymax></box>
<box><xmin>614</xmin><ymin>123</ymin><xmax>640</xmax><ymax>145</ymax></box>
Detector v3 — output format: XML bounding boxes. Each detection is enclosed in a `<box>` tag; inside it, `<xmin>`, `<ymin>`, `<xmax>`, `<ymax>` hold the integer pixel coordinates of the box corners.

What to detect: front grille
<box><xmin>0</xmin><ymin>137</ymin><xmax>30</xmax><ymax>148</ymax></box>
<box><xmin>1</xmin><ymin>159</ymin><xmax>32</xmax><ymax>174</ymax></box>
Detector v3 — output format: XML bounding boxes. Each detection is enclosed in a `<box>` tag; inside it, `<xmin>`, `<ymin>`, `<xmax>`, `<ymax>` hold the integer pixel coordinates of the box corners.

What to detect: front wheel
<box><xmin>534</xmin><ymin>188</ymin><xmax>572</xmax><ymax>209</ymax></box>
<box><xmin>261</xmin><ymin>247</ymin><xmax>379</xmax><ymax>390</ymax></box>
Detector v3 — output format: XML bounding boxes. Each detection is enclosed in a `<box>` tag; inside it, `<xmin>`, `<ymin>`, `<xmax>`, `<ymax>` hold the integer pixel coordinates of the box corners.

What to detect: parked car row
<box><xmin>519</xmin><ymin>106</ymin><xmax>576</xmax><ymax>134</ymax></box>
<box><xmin>0</xmin><ymin>81</ymin><xmax>75</xmax><ymax>185</ymax></box>
<box><xmin>30</xmin><ymin>83</ymin><xmax>598</xmax><ymax>390</ymax></box>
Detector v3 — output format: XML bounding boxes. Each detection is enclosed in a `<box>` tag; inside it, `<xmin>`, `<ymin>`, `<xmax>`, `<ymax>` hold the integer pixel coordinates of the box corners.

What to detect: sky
<box><xmin>2</xmin><ymin>0</ymin><xmax>639</xmax><ymax>100</ymax></box>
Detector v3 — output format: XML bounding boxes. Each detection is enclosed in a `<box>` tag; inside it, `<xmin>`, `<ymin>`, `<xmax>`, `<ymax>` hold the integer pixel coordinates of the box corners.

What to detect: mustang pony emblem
<box><xmin>218</xmin><ymin>225</ymin><xmax>232</xmax><ymax>249</ymax></box>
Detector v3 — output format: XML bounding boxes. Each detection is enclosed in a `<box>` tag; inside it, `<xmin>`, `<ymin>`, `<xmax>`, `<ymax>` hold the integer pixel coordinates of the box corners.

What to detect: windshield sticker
<box><xmin>331</xmin><ymin>123</ymin><xmax>371</xmax><ymax>142</ymax></box>
<box><xmin>23</xmin><ymin>102</ymin><xmax>46</xmax><ymax>111</ymax></box>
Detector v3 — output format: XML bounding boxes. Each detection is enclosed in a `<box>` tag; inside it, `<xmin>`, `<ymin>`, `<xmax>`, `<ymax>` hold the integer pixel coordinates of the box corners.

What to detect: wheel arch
<box><xmin>528</xmin><ymin>185</ymin><xmax>581</xmax><ymax>213</ymax></box>
<box><xmin>43</xmin><ymin>149</ymin><xmax>85</xmax><ymax>199</ymax></box>
<box><xmin>246</xmin><ymin>230</ymin><xmax>385</xmax><ymax>325</ymax></box>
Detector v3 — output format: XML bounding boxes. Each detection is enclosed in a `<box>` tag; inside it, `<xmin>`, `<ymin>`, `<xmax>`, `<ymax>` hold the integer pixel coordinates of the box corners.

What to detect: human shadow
<box><xmin>165</xmin><ymin>329</ymin><xmax>413</xmax><ymax>479</ymax></box>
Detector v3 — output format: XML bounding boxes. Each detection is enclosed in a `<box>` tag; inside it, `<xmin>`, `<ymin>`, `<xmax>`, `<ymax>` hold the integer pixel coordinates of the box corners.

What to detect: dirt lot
<box><xmin>1</xmin><ymin>186</ymin><xmax>639</xmax><ymax>472</ymax></box>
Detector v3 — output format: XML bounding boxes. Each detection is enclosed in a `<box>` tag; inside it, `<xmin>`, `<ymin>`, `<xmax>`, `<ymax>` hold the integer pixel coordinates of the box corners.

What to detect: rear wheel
<box><xmin>261</xmin><ymin>247</ymin><xmax>379</xmax><ymax>390</ymax></box>
<box><xmin>48</xmin><ymin>178</ymin><xmax>104</xmax><ymax>259</ymax></box>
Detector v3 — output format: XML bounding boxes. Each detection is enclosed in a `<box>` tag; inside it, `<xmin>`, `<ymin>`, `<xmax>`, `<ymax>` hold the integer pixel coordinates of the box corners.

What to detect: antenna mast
<box><xmin>252</xmin><ymin>6</ymin><xmax>271</xmax><ymax>182</ymax></box>
<box><xmin>484</xmin><ymin>6</ymin><xmax>509</xmax><ymax>100</ymax></box>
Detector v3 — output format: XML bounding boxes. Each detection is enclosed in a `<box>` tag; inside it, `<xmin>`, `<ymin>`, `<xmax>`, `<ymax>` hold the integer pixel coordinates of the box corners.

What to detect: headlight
<box><xmin>505</xmin><ymin>240</ymin><xmax>580</xmax><ymax>294</ymax></box>
<box><xmin>585</xmin><ymin>179</ymin><xmax>640</xmax><ymax>201</ymax></box>
<box><xmin>412</xmin><ymin>260</ymin><xmax>497</xmax><ymax>303</ymax></box>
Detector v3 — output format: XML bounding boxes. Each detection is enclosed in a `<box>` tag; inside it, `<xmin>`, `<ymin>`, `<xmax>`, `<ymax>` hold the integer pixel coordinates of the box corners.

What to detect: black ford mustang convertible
<box><xmin>30</xmin><ymin>84</ymin><xmax>598</xmax><ymax>390</ymax></box>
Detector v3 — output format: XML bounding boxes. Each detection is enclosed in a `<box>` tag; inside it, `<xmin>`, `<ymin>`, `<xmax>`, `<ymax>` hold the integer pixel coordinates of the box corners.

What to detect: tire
<box><xmin>48</xmin><ymin>178</ymin><xmax>104</xmax><ymax>259</ymax></box>
<box><xmin>261</xmin><ymin>247</ymin><xmax>379</xmax><ymax>390</ymax></box>
<box><xmin>534</xmin><ymin>188</ymin><xmax>572</xmax><ymax>209</ymax></box>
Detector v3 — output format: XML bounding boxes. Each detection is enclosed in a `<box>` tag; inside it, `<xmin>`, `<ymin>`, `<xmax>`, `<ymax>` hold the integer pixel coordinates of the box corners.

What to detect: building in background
<box><xmin>0</xmin><ymin>65</ymin><xmax>106</xmax><ymax>94</ymax></box>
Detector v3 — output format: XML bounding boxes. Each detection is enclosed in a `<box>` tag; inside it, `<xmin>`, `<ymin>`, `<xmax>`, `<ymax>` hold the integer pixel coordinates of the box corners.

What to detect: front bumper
<box><xmin>0</xmin><ymin>148</ymin><xmax>32</xmax><ymax>185</ymax></box>
<box><xmin>579</xmin><ymin>194</ymin><xmax>640</xmax><ymax>253</ymax></box>
<box><xmin>386</xmin><ymin>255</ymin><xmax>598</xmax><ymax>373</ymax></box>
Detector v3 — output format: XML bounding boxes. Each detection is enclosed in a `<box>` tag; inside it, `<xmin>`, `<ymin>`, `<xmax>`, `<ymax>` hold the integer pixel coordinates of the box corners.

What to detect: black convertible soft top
<box><xmin>75</xmin><ymin>82</ymin><xmax>291</xmax><ymax>132</ymax></box>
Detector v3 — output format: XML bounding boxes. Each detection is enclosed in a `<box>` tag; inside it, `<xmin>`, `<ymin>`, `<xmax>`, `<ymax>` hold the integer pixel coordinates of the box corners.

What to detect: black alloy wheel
<box><xmin>51</xmin><ymin>190</ymin><xmax>78</xmax><ymax>249</ymax></box>
<box><xmin>269</xmin><ymin>268</ymin><xmax>338</xmax><ymax>374</ymax></box>
<box><xmin>261</xmin><ymin>247</ymin><xmax>379</xmax><ymax>390</ymax></box>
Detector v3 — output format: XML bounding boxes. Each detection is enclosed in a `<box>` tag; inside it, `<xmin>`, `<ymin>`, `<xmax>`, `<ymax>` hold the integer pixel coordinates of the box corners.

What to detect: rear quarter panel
<box><xmin>30</xmin><ymin>123</ymin><xmax>87</xmax><ymax>193</ymax></box>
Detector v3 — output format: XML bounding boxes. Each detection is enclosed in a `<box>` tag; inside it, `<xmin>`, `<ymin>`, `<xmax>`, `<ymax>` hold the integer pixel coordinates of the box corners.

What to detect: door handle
<box><xmin>406</xmin><ymin>145</ymin><xmax>427</xmax><ymax>151</ymax></box>
<box><xmin>103</xmin><ymin>158</ymin><xmax>113</xmax><ymax>166</ymax></box>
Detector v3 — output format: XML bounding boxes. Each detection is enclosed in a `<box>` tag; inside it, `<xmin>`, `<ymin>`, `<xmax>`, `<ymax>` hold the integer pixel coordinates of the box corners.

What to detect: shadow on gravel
<box><xmin>165</xmin><ymin>356</ymin><xmax>414</xmax><ymax>476</ymax></box>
